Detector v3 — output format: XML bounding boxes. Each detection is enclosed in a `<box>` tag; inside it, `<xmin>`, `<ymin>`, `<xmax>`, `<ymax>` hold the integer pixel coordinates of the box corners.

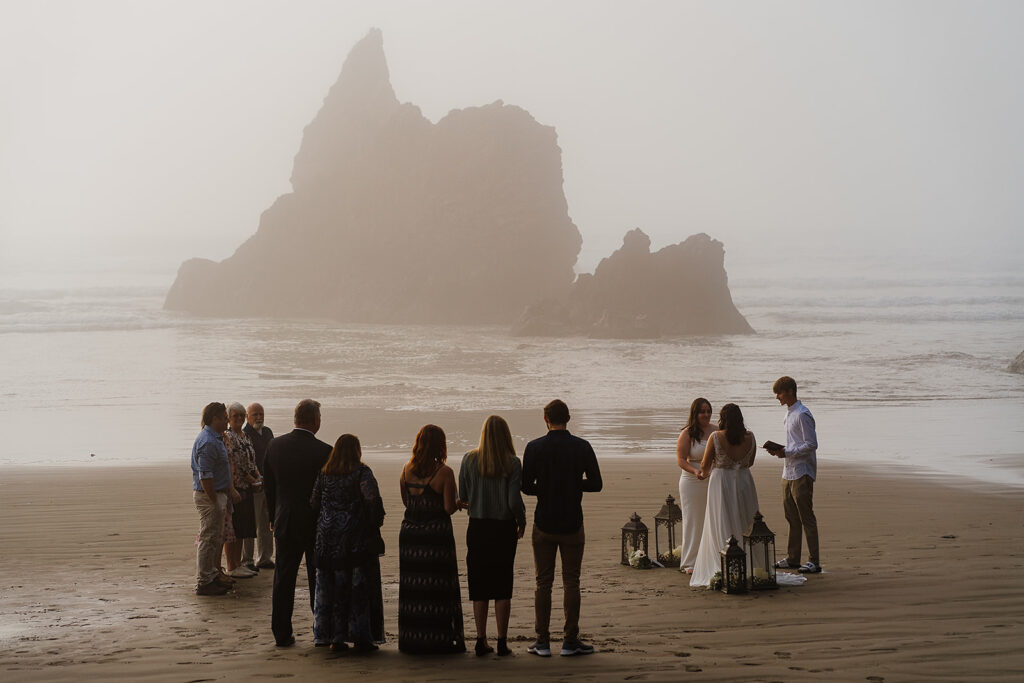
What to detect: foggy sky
<box><xmin>2</xmin><ymin>0</ymin><xmax>1022</xmax><ymax>288</ymax></box>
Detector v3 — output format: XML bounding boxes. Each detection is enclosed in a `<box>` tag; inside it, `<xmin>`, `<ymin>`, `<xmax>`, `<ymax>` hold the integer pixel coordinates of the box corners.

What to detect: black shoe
<box><xmin>475</xmin><ymin>638</ymin><xmax>494</xmax><ymax>656</ymax></box>
<box><xmin>561</xmin><ymin>640</ymin><xmax>595</xmax><ymax>656</ymax></box>
<box><xmin>195</xmin><ymin>581</ymin><xmax>229</xmax><ymax>596</ymax></box>
<box><xmin>353</xmin><ymin>642</ymin><xmax>378</xmax><ymax>654</ymax></box>
<box><xmin>276</xmin><ymin>635</ymin><xmax>296</xmax><ymax>647</ymax></box>
<box><xmin>244</xmin><ymin>562</ymin><xmax>259</xmax><ymax>572</ymax></box>
<box><xmin>329</xmin><ymin>642</ymin><xmax>349</xmax><ymax>653</ymax></box>
<box><xmin>497</xmin><ymin>638</ymin><xmax>511</xmax><ymax>656</ymax></box>
<box><xmin>257</xmin><ymin>560</ymin><xmax>276</xmax><ymax>569</ymax></box>
<box><xmin>527</xmin><ymin>641</ymin><xmax>551</xmax><ymax>657</ymax></box>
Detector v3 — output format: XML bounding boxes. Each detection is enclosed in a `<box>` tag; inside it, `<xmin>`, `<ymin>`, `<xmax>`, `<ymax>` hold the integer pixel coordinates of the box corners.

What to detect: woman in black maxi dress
<box><xmin>398</xmin><ymin>424</ymin><xmax>465</xmax><ymax>654</ymax></box>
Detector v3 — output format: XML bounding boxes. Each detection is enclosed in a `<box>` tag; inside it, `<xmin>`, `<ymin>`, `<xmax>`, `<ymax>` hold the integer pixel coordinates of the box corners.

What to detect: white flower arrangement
<box><xmin>629</xmin><ymin>549</ymin><xmax>652</xmax><ymax>569</ymax></box>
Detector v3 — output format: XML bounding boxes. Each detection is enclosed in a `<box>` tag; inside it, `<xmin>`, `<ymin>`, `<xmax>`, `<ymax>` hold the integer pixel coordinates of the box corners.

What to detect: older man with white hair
<box><xmin>243</xmin><ymin>401</ymin><xmax>275</xmax><ymax>570</ymax></box>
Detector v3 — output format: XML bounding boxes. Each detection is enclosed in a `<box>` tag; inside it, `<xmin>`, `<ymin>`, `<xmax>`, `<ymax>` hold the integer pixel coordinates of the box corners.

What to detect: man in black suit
<box><xmin>263</xmin><ymin>398</ymin><xmax>332</xmax><ymax>647</ymax></box>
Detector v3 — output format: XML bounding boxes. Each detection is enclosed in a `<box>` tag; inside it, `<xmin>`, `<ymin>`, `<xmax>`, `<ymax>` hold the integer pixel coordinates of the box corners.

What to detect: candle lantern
<box><xmin>621</xmin><ymin>512</ymin><xmax>649</xmax><ymax>566</ymax></box>
<box><xmin>719</xmin><ymin>535</ymin><xmax>748</xmax><ymax>594</ymax></box>
<box><xmin>743</xmin><ymin>511</ymin><xmax>778</xmax><ymax>590</ymax></box>
<box><xmin>653</xmin><ymin>494</ymin><xmax>682</xmax><ymax>565</ymax></box>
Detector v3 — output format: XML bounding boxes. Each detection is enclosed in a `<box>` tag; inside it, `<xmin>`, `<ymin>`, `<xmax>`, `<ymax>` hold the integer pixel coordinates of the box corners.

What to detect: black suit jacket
<box><xmin>263</xmin><ymin>428</ymin><xmax>332</xmax><ymax>543</ymax></box>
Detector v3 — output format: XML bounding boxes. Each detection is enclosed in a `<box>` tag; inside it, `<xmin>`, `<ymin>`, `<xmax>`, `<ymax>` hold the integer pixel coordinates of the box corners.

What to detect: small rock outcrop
<box><xmin>166</xmin><ymin>29</ymin><xmax>581</xmax><ymax>323</ymax></box>
<box><xmin>1009</xmin><ymin>350</ymin><xmax>1024</xmax><ymax>374</ymax></box>
<box><xmin>512</xmin><ymin>229</ymin><xmax>753</xmax><ymax>337</ymax></box>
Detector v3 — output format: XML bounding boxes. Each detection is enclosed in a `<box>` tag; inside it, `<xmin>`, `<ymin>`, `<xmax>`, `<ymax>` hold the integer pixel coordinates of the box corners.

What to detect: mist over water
<box><xmin>2</xmin><ymin>259</ymin><xmax>1022</xmax><ymax>487</ymax></box>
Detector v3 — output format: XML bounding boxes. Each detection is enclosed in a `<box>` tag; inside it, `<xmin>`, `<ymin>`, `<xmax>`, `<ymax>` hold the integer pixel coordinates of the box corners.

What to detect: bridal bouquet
<box><xmin>629</xmin><ymin>549</ymin><xmax>652</xmax><ymax>569</ymax></box>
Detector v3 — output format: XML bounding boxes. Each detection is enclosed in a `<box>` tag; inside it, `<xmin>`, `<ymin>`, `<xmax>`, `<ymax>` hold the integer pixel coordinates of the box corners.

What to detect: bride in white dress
<box><xmin>676</xmin><ymin>398</ymin><xmax>713</xmax><ymax>574</ymax></box>
<box><xmin>689</xmin><ymin>403</ymin><xmax>759</xmax><ymax>588</ymax></box>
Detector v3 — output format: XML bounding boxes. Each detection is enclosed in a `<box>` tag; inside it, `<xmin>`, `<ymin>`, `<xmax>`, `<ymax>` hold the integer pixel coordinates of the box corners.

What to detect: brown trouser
<box><xmin>782</xmin><ymin>476</ymin><xmax>819</xmax><ymax>565</ymax></box>
<box><xmin>532</xmin><ymin>524</ymin><xmax>585</xmax><ymax>643</ymax></box>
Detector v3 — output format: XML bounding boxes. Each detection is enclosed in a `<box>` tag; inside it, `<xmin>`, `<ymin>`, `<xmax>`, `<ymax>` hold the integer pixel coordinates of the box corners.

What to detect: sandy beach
<box><xmin>1</xmin><ymin>456</ymin><xmax>1022</xmax><ymax>682</ymax></box>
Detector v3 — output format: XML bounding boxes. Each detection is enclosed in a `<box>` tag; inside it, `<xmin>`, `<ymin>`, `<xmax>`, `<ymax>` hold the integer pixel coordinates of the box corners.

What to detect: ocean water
<box><xmin>1</xmin><ymin>263</ymin><xmax>1022</xmax><ymax>487</ymax></box>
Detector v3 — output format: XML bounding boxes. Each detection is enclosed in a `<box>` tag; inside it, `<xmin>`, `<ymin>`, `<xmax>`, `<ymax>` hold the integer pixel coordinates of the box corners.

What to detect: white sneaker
<box><xmin>229</xmin><ymin>566</ymin><xmax>257</xmax><ymax>578</ymax></box>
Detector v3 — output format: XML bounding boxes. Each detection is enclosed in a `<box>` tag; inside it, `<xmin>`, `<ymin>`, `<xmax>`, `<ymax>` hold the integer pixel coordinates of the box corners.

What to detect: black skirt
<box><xmin>231</xmin><ymin>491</ymin><xmax>257</xmax><ymax>539</ymax></box>
<box><xmin>465</xmin><ymin>517</ymin><xmax>518</xmax><ymax>601</ymax></box>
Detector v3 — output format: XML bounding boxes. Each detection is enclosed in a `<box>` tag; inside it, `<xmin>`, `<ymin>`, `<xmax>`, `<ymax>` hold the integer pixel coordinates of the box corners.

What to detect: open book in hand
<box><xmin>762</xmin><ymin>440</ymin><xmax>785</xmax><ymax>453</ymax></box>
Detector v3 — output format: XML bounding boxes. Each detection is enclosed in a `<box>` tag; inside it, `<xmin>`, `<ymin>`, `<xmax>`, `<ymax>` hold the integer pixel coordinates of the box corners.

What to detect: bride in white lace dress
<box><xmin>689</xmin><ymin>403</ymin><xmax>759</xmax><ymax>588</ymax></box>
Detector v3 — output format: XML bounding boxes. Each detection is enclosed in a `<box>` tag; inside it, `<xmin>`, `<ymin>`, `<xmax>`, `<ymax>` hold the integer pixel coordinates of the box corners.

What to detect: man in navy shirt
<box><xmin>191</xmin><ymin>402</ymin><xmax>240</xmax><ymax>596</ymax></box>
<box><xmin>522</xmin><ymin>399</ymin><xmax>602</xmax><ymax>658</ymax></box>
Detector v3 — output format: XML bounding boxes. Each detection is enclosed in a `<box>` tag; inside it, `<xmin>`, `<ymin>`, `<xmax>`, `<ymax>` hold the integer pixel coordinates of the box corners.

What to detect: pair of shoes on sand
<box><xmin>323</xmin><ymin>641</ymin><xmax>377</xmax><ymax>654</ymax></box>
<box><xmin>195</xmin><ymin>580</ymin><xmax>229</xmax><ymax>596</ymax></box>
<box><xmin>528</xmin><ymin>640</ymin><xmax>595</xmax><ymax>657</ymax></box>
<box><xmin>775</xmin><ymin>559</ymin><xmax>822</xmax><ymax>573</ymax></box>
<box><xmin>475</xmin><ymin>638</ymin><xmax>512</xmax><ymax>657</ymax></box>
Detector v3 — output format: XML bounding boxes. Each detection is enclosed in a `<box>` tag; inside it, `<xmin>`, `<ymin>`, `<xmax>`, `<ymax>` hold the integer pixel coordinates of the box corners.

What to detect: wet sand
<box><xmin>1</xmin><ymin>456</ymin><xmax>1022</xmax><ymax>681</ymax></box>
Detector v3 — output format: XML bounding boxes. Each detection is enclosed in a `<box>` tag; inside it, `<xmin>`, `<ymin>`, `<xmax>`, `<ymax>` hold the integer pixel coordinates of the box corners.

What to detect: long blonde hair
<box><xmin>471</xmin><ymin>415</ymin><xmax>515</xmax><ymax>478</ymax></box>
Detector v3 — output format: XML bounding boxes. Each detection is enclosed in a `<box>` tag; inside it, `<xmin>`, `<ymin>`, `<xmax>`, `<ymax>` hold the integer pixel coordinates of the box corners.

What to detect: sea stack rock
<box><xmin>165</xmin><ymin>29</ymin><xmax>581</xmax><ymax>322</ymax></box>
<box><xmin>512</xmin><ymin>230</ymin><xmax>753</xmax><ymax>337</ymax></box>
<box><xmin>1009</xmin><ymin>350</ymin><xmax>1024</xmax><ymax>374</ymax></box>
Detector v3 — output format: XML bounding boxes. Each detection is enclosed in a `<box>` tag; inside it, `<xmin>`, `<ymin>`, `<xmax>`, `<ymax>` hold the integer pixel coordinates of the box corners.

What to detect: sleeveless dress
<box><xmin>678</xmin><ymin>433</ymin><xmax>709</xmax><ymax>571</ymax></box>
<box><xmin>689</xmin><ymin>432</ymin><xmax>759</xmax><ymax>587</ymax></box>
<box><xmin>398</xmin><ymin>471</ymin><xmax>466</xmax><ymax>654</ymax></box>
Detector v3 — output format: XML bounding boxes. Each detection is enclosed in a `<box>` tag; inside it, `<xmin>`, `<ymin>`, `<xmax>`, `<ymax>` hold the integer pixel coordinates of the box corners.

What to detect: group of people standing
<box><xmin>189</xmin><ymin>398</ymin><xmax>603</xmax><ymax>659</ymax></box>
<box><xmin>675</xmin><ymin>376</ymin><xmax>821</xmax><ymax>587</ymax></box>
<box><xmin>191</xmin><ymin>402</ymin><xmax>276</xmax><ymax>594</ymax></box>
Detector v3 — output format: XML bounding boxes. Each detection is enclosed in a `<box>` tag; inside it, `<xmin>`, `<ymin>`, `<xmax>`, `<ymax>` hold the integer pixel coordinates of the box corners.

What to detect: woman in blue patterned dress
<box><xmin>397</xmin><ymin>424</ymin><xmax>466</xmax><ymax>654</ymax></box>
<box><xmin>310</xmin><ymin>434</ymin><xmax>385</xmax><ymax>653</ymax></box>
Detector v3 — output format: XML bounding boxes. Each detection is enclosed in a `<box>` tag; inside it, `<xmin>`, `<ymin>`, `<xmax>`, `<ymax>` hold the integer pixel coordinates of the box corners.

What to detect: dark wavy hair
<box><xmin>682</xmin><ymin>397</ymin><xmax>712</xmax><ymax>444</ymax></box>
<box><xmin>409</xmin><ymin>424</ymin><xmax>447</xmax><ymax>479</ymax></box>
<box><xmin>324</xmin><ymin>434</ymin><xmax>362</xmax><ymax>477</ymax></box>
<box><xmin>718</xmin><ymin>403</ymin><xmax>746</xmax><ymax>446</ymax></box>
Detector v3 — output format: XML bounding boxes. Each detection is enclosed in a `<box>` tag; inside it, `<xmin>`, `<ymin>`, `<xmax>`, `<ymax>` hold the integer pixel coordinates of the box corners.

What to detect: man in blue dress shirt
<box><xmin>191</xmin><ymin>402</ymin><xmax>240</xmax><ymax>595</ymax></box>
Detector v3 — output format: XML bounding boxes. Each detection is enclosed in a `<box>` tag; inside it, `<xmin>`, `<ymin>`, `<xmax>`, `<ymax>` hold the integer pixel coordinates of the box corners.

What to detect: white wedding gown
<box><xmin>689</xmin><ymin>432</ymin><xmax>759</xmax><ymax>587</ymax></box>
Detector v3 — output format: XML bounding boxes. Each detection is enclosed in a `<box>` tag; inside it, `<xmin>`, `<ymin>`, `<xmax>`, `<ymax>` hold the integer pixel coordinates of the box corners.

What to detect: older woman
<box><xmin>675</xmin><ymin>398</ymin><xmax>714</xmax><ymax>574</ymax></box>
<box><xmin>458</xmin><ymin>415</ymin><xmax>526</xmax><ymax>657</ymax></box>
<box><xmin>398</xmin><ymin>425</ymin><xmax>465</xmax><ymax>654</ymax></box>
<box><xmin>224</xmin><ymin>402</ymin><xmax>260</xmax><ymax>578</ymax></box>
<box><xmin>310</xmin><ymin>434</ymin><xmax>385</xmax><ymax>653</ymax></box>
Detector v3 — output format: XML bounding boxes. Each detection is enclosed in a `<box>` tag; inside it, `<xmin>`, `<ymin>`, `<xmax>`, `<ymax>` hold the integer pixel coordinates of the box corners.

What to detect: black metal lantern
<box><xmin>719</xmin><ymin>535</ymin><xmax>747</xmax><ymax>594</ymax></box>
<box><xmin>744</xmin><ymin>511</ymin><xmax>778</xmax><ymax>590</ymax></box>
<box><xmin>621</xmin><ymin>512</ymin><xmax>649</xmax><ymax>566</ymax></box>
<box><xmin>653</xmin><ymin>494</ymin><xmax>682</xmax><ymax>565</ymax></box>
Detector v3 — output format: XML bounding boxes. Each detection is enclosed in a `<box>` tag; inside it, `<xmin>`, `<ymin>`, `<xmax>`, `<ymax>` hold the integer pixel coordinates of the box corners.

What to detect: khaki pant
<box><xmin>194</xmin><ymin>490</ymin><xmax>227</xmax><ymax>586</ymax></box>
<box><xmin>532</xmin><ymin>525</ymin><xmax>585</xmax><ymax>643</ymax></box>
<box><xmin>242</xmin><ymin>489</ymin><xmax>273</xmax><ymax>565</ymax></box>
<box><xmin>782</xmin><ymin>476</ymin><xmax>819</xmax><ymax>565</ymax></box>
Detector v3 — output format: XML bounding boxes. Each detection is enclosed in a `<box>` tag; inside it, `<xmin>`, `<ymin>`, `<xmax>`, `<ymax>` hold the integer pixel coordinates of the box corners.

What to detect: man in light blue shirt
<box><xmin>191</xmin><ymin>402</ymin><xmax>238</xmax><ymax>595</ymax></box>
<box><xmin>766</xmin><ymin>376</ymin><xmax>821</xmax><ymax>574</ymax></box>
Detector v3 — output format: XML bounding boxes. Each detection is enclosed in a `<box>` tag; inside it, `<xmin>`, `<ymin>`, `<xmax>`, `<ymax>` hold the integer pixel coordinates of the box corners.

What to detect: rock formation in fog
<box><xmin>166</xmin><ymin>29</ymin><xmax>581</xmax><ymax>323</ymax></box>
<box><xmin>166</xmin><ymin>29</ymin><xmax>752</xmax><ymax>337</ymax></box>
<box><xmin>512</xmin><ymin>229</ymin><xmax>753</xmax><ymax>337</ymax></box>
<box><xmin>1009</xmin><ymin>350</ymin><xmax>1024</xmax><ymax>374</ymax></box>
